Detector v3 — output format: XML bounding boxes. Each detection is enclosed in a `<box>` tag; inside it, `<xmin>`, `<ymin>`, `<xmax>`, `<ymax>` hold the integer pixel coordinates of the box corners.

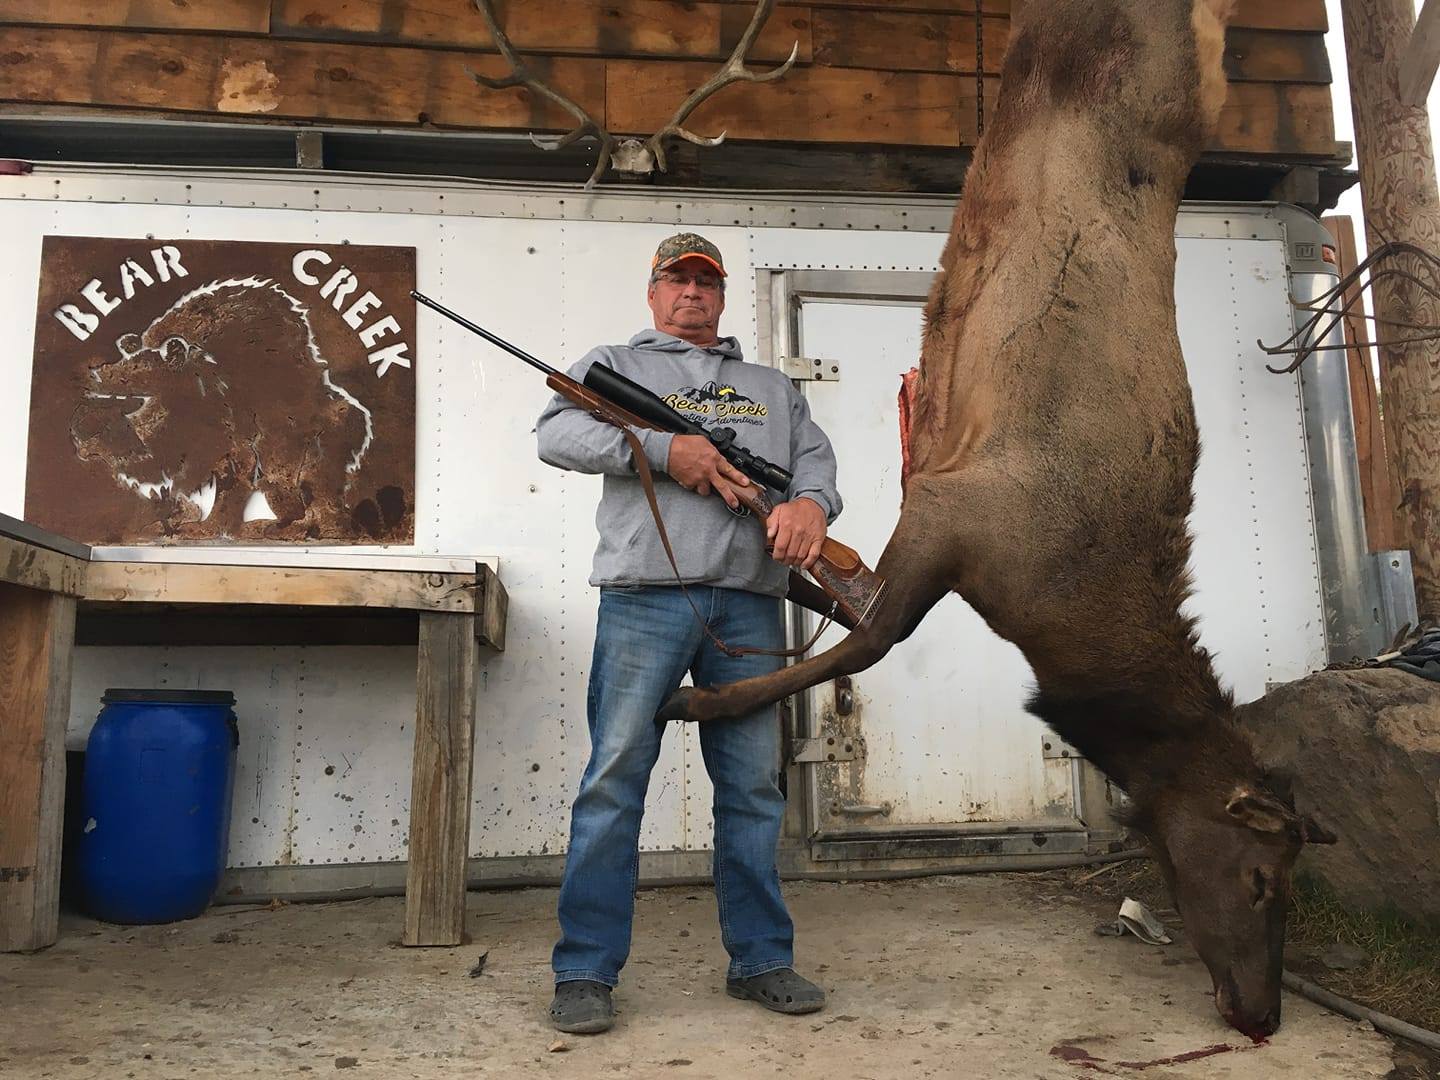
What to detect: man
<box><xmin>536</xmin><ymin>233</ymin><xmax>841</xmax><ymax>1034</ymax></box>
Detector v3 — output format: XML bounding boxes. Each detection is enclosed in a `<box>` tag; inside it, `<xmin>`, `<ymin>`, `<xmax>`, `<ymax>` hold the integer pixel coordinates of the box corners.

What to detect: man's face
<box><xmin>648</xmin><ymin>256</ymin><xmax>725</xmax><ymax>343</ymax></box>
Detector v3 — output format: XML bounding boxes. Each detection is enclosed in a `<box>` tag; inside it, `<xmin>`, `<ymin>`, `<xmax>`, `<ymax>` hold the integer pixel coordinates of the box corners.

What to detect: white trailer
<box><xmin>0</xmin><ymin>168</ymin><xmax>1411</xmax><ymax>896</ymax></box>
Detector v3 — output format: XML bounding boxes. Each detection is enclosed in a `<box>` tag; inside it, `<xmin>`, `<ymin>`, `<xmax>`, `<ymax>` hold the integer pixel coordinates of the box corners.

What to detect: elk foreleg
<box><xmin>657</xmin><ymin>500</ymin><xmax>957</xmax><ymax>724</ymax></box>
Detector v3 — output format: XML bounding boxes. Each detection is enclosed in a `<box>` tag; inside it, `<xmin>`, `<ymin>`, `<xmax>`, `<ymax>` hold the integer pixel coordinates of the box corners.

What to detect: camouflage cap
<box><xmin>651</xmin><ymin>232</ymin><xmax>727</xmax><ymax>278</ymax></box>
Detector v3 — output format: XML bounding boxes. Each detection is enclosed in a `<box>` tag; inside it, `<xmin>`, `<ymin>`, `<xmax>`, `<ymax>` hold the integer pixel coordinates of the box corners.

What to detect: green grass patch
<box><xmin>1286</xmin><ymin>873</ymin><xmax>1440</xmax><ymax>1033</ymax></box>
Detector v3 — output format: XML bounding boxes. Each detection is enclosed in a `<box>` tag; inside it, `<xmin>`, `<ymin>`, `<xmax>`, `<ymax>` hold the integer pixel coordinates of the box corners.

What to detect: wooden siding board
<box><xmin>261</xmin><ymin>6</ymin><xmax>1317</xmax><ymax>86</ymax></box>
<box><xmin>4</xmin><ymin>0</ymin><xmax>1332</xmax><ymax>37</ymax></box>
<box><xmin>0</xmin><ymin>14</ymin><xmax>1339</xmax><ymax>160</ymax></box>
<box><xmin>715</xmin><ymin>0</ymin><xmax>1009</xmax><ymax>13</ymax></box>
<box><xmin>812</xmin><ymin>11</ymin><xmax>1009</xmax><ymax>76</ymax></box>
<box><xmin>1215</xmin><ymin>81</ymin><xmax>1337</xmax><ymax>156</ymax></box>
<box><xmin>747</xmin><ymin>0</ymin><xmax>1321</xmax><ymax>27</ymax></box>
<box><xmin>0</xmin><ymin>27</ymin><xmax>606</xmax><ymax>131</ymax></box>
<box><xmin>1231</xmin><ymin>0</ymin><xmax>1327</xmax><ymax>32</ymax></box>
<box><xmin>717</xmin><ymin>4</ymin><xmax>815</xmax><ymax>63</ymax></box>
<box><xmin>731</xmin><ymin>0</ymin><xmax>1324</xmax><ymax>30</ymax></box>
<box><xmin>0</xmin><ymin>28</ymin><xmax>101</xmax><ymax>103</ymax></box>
<box><xmin>607</xmin><ymin>59</ymin><xmax>989</xmax><ymax>146</ymax></box>
<box><xmin>1</xmin><ymin>0</ymin><xmax>271</xmax><ymax>33</ymax></box>
<box><xmin>1224</xmin><ymin>29</ymin><xmax>1331</xmax><ymax>84</ymax></box>
<box><xmin>271</xmin><ymin>0</ymin><xmax>810</xmax><ymax>64</ymax></box>
<box><xmin>273</xmin><ymin>0</ymin><xmax>715</xmax><ymax>55</ymax></box>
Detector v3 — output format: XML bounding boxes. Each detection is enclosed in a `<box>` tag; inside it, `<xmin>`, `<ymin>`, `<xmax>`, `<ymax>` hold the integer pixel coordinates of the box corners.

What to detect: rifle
<box><xmin>412</xmin><ymin>290</ymin><xmax>888</xmax><ymax>635</ymax></box>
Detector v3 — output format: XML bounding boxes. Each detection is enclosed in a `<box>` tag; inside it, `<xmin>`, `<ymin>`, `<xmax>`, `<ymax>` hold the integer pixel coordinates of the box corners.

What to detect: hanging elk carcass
<box><xmin>469</xmin><ymin>0</ymin><xmax>798</xmax><ymax>188</ymax></box>
<box><xmin>657</xmin><ymin>0</ymin><xmax>1338</xmax><ymax>1040</ymax></box>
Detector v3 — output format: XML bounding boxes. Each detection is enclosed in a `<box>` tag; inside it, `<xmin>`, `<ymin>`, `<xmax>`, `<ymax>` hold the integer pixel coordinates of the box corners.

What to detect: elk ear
<box><xmin>1225</xmin><ymin>790</ymin><xmax>1296</xmax><ymax>835</ymax></box>
<box><xmin>1301</xmin><ymin>814</ymin><xmax>1338</xmax><ymax>846</ymax></box>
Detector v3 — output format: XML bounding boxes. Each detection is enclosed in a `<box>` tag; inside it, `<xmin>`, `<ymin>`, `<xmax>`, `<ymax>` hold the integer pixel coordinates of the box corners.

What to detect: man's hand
<box><xmin>666</xmin><ymin>434</ymin><xmax>751</xmax><ymax>509</ymax></box>
<box><xmin>767</xmin><ymin>497</ymin><xmax>827</xmax><ymax>570</ymax></box>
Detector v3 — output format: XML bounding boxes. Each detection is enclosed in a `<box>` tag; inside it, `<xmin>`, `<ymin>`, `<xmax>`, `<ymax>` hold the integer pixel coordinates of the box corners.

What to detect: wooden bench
<box><xmin>0</xmin><ymin>514</ymin><xmax>507</xmax><ymax>951</ymax></box>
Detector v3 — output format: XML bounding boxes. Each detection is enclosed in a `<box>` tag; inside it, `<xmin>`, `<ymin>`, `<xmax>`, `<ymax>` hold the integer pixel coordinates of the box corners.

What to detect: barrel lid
<box><xmin>101</xmin><ymin>688</ymin><xmax>236</xmax><ymax>705</ymax></box>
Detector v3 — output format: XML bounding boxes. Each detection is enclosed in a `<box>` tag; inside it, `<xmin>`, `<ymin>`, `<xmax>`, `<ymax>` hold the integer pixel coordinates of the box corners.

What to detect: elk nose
<box><xmin>1257</xmin><ymin>1005</ymin><xmax>1281</xmax><ymax>1037</ymax></box>
<box><xmin>1220</xmin><ymin>1003</ymin><xmax>1280</xmax><ymax>1042</ymax></box>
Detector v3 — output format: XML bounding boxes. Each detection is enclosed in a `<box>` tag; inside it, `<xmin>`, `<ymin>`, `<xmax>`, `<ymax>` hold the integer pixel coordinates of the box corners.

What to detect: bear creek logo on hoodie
<box><xmin>664</xmin><ymin>381</ymin><xmax>770</xmax><ymax>425</ymax></box>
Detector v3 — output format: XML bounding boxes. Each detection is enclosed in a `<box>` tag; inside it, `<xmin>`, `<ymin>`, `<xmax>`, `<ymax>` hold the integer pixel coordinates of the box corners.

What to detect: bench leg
<box><xmin>0</xmin><ymin>585</ymin><xmax>77</xmax><ymax>952</ymax></box>
<box><xmin>404</xmin><ymin>611</ymin><xmax>478</xmax><ymax>946</ymax></box>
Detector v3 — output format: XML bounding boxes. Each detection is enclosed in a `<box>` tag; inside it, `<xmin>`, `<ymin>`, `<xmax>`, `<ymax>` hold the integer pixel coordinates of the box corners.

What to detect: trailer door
<box><xmin>760</xmin><ymin>270</ymin><xmax>1097</xmax><ymax>863</ymax></box>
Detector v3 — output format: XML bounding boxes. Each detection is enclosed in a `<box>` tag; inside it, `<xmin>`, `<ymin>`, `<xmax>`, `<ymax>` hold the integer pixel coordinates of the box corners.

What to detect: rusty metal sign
<box><xmin>25</xmin><ymin>236</ymin><xmax>416</xmax><ymax>545</ymax></box>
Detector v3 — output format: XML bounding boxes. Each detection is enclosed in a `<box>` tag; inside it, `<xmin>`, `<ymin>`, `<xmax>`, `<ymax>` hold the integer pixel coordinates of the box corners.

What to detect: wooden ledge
<box><xmin>0</xmin><ymin>534</ymin><xmax>88</xmax><ymax>597</ymax></box>
<box><xmin>84</xmin><ymin>560</ymin><xmax>473</xmax><ymax>611</ymax></box>
<box><xmin>81</xmin><ymin>562</ymin><xmax>507</xmax><ymax>652</ymax></box>
<box><xmin>0</xmin><ymin>516</ymin><xmax>507</xmax><ymax>652</ymax></box>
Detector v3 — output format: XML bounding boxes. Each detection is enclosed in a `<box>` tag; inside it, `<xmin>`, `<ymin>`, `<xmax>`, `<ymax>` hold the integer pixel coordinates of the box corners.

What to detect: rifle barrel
<box><xmin>411</xmin><ymin>290</ymin><xmax>560</xmax><ymax>378</ymax></box>
<box><xmin>413</xmin><ymin>289</ymin><xmax>796</xmax><ymax>493</ymax></box>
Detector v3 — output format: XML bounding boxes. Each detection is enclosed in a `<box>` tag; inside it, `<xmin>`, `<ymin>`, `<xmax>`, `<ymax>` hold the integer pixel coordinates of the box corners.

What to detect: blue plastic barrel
<box><xmin>77</xmin><ymin>689</ymin><xmax>238</xmax><ymax>924</ymax></box>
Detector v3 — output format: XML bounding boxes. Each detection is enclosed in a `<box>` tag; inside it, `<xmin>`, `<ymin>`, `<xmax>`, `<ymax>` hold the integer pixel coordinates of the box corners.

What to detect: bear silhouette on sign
<box><xmin>69</xmin><ymin>277</ymin><xmax>406</xmax><ymax>540</ymax></box>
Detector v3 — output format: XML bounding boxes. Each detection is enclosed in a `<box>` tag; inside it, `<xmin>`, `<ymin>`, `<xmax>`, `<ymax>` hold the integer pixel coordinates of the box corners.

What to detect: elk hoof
<box><xmin>656</xmin><ymin>687</ymin><xmax>702</xmax><ymax>724</ymax></box>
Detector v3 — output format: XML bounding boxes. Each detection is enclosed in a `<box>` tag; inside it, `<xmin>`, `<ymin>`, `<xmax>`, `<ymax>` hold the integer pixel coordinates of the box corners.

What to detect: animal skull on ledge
<box><xmin>468</xmin><ymin>0</ymin><xmax>799</xmax><ymax>189</ymax></box>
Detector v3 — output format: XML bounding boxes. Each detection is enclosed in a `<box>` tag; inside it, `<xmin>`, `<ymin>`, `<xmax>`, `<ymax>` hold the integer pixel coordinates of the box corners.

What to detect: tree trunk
<box><xmin>1339</xmin><ymin>0</ymin><xmax>1440</xmax><ymax>622</ymax></box>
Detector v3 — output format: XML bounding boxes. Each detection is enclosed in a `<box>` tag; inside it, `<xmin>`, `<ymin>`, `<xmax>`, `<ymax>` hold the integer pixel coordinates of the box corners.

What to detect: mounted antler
<box><xmin>469</xmin><ymin>0</ymin><xmax>798</xmax><ymax>189</ymax></box>
<box><xmin>467</xmin><ymin>0</ymin><xmax>617</xmax><ymax>188</ymax></box>
<box><xmin>640</xmin><ymin>0</ymin><xmax>799</xmax><ymax>174</ymax></box>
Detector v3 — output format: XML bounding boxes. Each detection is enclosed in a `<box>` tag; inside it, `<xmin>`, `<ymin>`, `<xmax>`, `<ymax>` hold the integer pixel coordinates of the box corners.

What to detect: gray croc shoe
<box><xmin>549</xmin><ymin>980</ymin><xmax>615</xmax><ymax>1034</ymax></box>
<box><xmin>726</xmin><ymin>968</ymin><xmax>826</xmax><ymax>1015</ymax></box>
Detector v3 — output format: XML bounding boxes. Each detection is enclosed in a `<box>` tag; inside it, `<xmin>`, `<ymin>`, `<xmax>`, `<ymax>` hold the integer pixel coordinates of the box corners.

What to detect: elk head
<box><xmin>1137</xmin><ymin>774</ymin><xmax>1337</xmax><ymax>1039</ymax></box>
<box><xmin>469</xmin><ymin>0</ymin><xmax>798</xmax><ymax>188</ymax></box>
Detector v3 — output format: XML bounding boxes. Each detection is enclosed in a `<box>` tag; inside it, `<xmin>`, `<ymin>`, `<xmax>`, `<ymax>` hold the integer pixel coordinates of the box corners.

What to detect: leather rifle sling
<box><xmin>582</xmin><ymin>395</ymin><xmax>835</xmax><ymax>659</ymax></box>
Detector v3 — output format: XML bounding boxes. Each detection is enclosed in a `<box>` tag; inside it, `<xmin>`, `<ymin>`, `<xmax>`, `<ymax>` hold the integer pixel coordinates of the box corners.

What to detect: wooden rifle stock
<box><xmin>548</xmin><ymin>373</ymin><xmax>887</xmax><ymax>631</ymax></box>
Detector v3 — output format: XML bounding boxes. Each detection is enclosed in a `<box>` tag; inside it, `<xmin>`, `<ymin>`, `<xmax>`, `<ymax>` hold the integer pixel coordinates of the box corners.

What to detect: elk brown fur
<box><xmin>658</xmin><ymin>0</ymin><xmax>1337</xmax><ymax>1039</ymax></box>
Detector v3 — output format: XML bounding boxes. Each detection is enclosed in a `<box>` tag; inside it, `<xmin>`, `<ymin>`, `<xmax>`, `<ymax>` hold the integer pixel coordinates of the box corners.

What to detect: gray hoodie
<box><xmin>536</xmin><ymin>330</ymin><xmax>843</xmax><ymax>597</ymax></box>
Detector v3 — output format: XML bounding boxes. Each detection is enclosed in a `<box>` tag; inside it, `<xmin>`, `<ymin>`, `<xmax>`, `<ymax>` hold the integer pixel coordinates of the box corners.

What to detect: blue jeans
<box><xmin>552</xmin><ymin>585</ymin><xmax>790</xmax><ymax>987</ymax></box>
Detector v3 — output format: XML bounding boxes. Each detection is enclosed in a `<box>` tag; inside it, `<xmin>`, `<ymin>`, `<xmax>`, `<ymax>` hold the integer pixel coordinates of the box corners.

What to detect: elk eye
<box><xmin>1249</xmin><ymin>868</ymin><xmax>1271</xmax><ymax>909</ymax></box>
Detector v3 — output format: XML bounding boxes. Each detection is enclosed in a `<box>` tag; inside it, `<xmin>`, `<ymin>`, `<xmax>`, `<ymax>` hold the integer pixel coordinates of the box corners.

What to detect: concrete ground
<box><xmin>0</xmin><ymin>875</ymin><xmax>1400</xmax><ymax>1079</ymax></box>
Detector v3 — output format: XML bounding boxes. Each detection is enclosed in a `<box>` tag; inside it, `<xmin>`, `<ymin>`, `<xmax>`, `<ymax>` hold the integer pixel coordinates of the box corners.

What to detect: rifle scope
<box><xmin>580</xmin><ymin>363</ymin><xmax>794</xmax><ymax>493</ymax></box>
<box><xmin>413</xmin><ymin>290</ymin><xmax>796</xmax><ymax>494</ymax></box>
